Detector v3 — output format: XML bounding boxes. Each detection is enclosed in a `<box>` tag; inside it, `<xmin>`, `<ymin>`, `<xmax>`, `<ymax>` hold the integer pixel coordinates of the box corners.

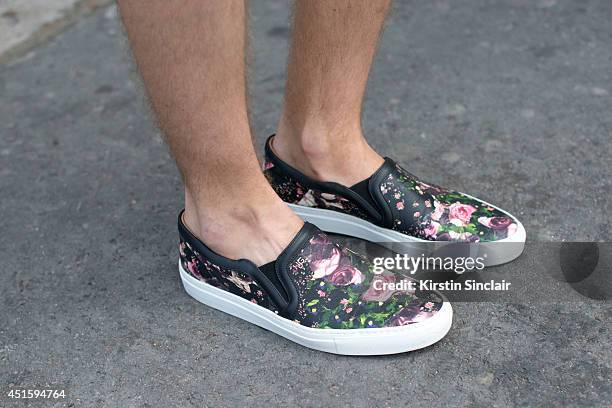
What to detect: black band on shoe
<box><xmin>178</xmin><ymin>211</ymin><xmax>326</xmax><ymax>319</ymax></box>
<box><xmin>348</xmin><ymin>177</ymin><xmax>378</xmax><ymax>210</ymax></box>
<box><xmin>367</xmin><ymin>157</ymin><xmax>399</xmax><ymax>228</ymax></box>
<box><xmin>273</xmin><ymin>222</ymin><xmax>320</xmax><ymax>319</ymax></box>
<box><xmin>178</xmin><ymin>210</ymin><xmax>292</xmax><ymax>314</ymax></box>
<box><xmin>258</xmin><ymin>261</ymin><xmax>280</xmax><ymax>289</ymax></box>
<box><xmin>264</xmin><ymin>135</ymin><xmax>384</xmax><ymax>223</ymax></box>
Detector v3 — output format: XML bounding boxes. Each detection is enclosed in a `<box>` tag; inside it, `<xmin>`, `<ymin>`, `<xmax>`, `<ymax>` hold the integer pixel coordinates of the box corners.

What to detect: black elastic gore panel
<box><xmin>259</xmin><ymin>261</ymin><xmax>283</xmax><ymax>293</ymax></box>
<box><xmin>350</xmin><ymin>177</ymin><xmax>378</xmax><ymax>210</ymax></box>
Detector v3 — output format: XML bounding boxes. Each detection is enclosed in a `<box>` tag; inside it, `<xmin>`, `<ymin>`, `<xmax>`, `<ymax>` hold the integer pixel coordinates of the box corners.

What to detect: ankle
<box><xmin>274</xmin><ymin>119</ymin><xmax>383</xmax><ymax>186</ymax></box>
<box><xmin>184</xmin><ymin>188</ymin><xmax>303</xmax><ymax>265</ymax></box>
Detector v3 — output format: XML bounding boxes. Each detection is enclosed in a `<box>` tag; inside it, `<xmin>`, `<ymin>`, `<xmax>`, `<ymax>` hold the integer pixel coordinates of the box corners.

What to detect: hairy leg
<box><xmin>274</xmin><ymin>0</ymin><xmax>392</xmax><ymax>186</ymax></box>
<box><xmin>118</xmin><ymin>0</ymin><xmax>302</xmax><ymax>265</ymax></box>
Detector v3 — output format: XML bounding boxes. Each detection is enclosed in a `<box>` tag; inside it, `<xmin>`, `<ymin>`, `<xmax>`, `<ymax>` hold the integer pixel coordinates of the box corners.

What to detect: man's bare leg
<box><xmin>118</xmin><ymin>0</ymin><xmax>302</xmax><ymax>265</ymax></box>
<box><xmin>274</xmin><ymin>0</ymin><xmax>392</xmax><ymax>187</ymax></box>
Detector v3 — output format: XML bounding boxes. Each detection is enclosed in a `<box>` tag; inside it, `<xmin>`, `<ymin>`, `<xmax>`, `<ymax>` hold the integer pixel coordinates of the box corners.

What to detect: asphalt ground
<box><xmin>1</xmin><ymin>1</ymin><xmax>610</xmax><ymax>407</ymax></box>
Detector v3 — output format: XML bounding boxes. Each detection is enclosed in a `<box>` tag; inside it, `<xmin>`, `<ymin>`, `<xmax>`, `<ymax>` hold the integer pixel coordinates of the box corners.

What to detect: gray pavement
<box><xmin>0</xmin><ymin>0</ymin><xmax>112</xmax><ymax>64</ymax></box>
<box><xmin>1</xmin><ymin>1</ymin><xmax>611</xmax><ymax>407</ymax></box>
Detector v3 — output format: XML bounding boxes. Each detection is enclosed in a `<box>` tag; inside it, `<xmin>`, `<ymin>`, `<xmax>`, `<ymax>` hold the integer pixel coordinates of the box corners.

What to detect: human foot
<box><xmin>178</xmin><ymin>213</ymin><xmax>453</xmax><ymax>355</ymax></box>
<box><xmin>263</xmin><ymin>135</ymin><xmax>526</xmax><ymax>266</ymax></box>
<box><xmin>272</xmin><ymin>128</ymin><xmax>384</xmax><ymax>186</ymax></box>
<box><xmin>183</xmin><ymin>188</ymin><xmax>303</xmax><ymax>266</ymax></box>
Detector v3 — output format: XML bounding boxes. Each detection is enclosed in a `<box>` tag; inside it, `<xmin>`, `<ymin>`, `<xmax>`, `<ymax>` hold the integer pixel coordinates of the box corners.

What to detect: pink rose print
<box><xmin>227</xmin><ymin>271</ymin><xmax>253</xmax><ymax>293</ymax></box>
<box><xmin>297</xmin><ymin>190</ymin><xmax>317</xmax><ymax>207</ymax></box>
<box><xmin>408</xmin><ymin>310</ymin><xmax>435</xmax><ymax>323</ymax></box>
<box><xmin>478</xmin><ymin>216</ymin><xmax>491</xmax><ymax>227</ymax></box>
<box><xmin>310</xmin><ymin>246</ymin><xmax>341</xmax><ymax>279</ymax></box>
<box><xmin>186</xmin><ymin>260</ymin><xmax>203</xmax><ymax>280</ymax></box>
<box><xmin>478</xmin><ymin>216</ymin><xmax>513</xmax><ymax>230</ymax></box>
<box><xmin>448</xmin><ymin>202</ymin><xmax>476</xmax><ymax>226</ymax></box>
<box><xmin>385</xmin><ymin>305</ymin><xmax>424</xmax><ymax>326</ymax></box>
<box><xmin>449</xmin><ymin>231</ymin><xmax>479</xmax><ymax>242</ymax></box>
<box><xmin>507</xmin><ymin>223</ymin><xmax>518</xmax><ymax>237</ymax></box>
<box><xmin>431</xmin><ymin>201</ymin><xmax>447</xmax><ymax>221</ymax></box>
<box><xmin>263</xmin><ymin>161</ymin><xmax>274</xmax><ymax>170</ymax></box>
<box><xmin>309</xmin><ymin>233</ymin><xmax>333</xmax><ymax>246</ymax></box>
<box><xmin>362</xmin><ymin>273</ymin><xmax>396</xmax><ymax>302</ymax></box>
<box><xmin>325</xmin><ymin>263</ymin><xmax>364</xmax><ymax>286</ymax></box>
<box><xmin>423</xmin><ymin>221</ymin><xmax>440</xmax><ymax>238</ymax></box>
<box><xmin>308</xmin><ymin>233</ymin><xmax>365</xmax><ymax>286</ymax></box>
<box><xmin>396</xmin><ymin>202</ymin><xmax>405</xmax><ymax>210</ymax></box>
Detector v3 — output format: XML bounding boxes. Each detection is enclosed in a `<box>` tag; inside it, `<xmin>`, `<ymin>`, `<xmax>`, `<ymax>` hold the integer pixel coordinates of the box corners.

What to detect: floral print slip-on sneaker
<box><xmin>178</xmin><ymin>211</ymin><xmax>452</xmax><ymax>355</ymax></box>
<box><xmin>263</xmin><ymin>135</ymin><xmax>526</xmax><ymax>266</ymax></box>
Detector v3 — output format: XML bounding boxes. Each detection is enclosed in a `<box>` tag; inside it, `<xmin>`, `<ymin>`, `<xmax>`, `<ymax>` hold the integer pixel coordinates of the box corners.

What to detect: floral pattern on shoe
<box><xmin>263</xmin><ymin>159</ymin><xmax>376</xmax><ymax>222</ymax></box>
<box><xmin>381</xmin><ymin>164</ymin><xmax>519</xmax><ymax>242</ymax></box>
<box><xmin>180</xmin><ymin>239</ymin><xmax>277</xmax><ymax>311</ymax></box>
<box><xmin>179</xmin><ymin>217</ymin><xmax>444</xmax><ymax>329</ymax></box>
<box><xmin>263</xmin><ymin>135</ymin><xmax>520</xmax><ymax>243</ymax></box>
<box><xmin>286</xmin><ymin>232</ymin><xmax>443</xmax><ymax>329</ymax></box>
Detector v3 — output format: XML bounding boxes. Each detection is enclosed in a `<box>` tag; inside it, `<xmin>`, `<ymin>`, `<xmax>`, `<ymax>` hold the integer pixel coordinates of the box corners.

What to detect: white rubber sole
<box><xmin>288</xmin><ymin>196</ymin><xmax>526</xmax><ymax>268</ymax></box>
<box><xmin>180</xmin><ymin>263</ymin><xmax>453</xmax><ymax>355</ymax></box>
